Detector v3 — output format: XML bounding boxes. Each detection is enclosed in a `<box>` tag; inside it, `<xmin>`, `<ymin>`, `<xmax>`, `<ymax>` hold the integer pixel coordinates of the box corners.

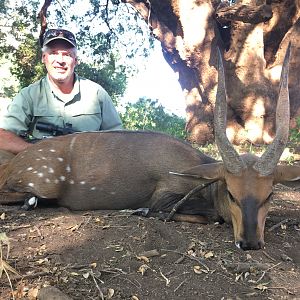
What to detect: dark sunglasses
<box><xmin>42</xmin><ymin>29</ymin><xmax>76</xmax><ymax>47</ymax></box>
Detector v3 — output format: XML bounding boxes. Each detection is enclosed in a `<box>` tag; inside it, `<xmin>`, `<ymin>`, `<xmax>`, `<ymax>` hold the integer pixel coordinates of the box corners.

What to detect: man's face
<box><xmin>42</xmin><ymin>40</ymin><xmax>77</xmax><ymax>84</ymax></box>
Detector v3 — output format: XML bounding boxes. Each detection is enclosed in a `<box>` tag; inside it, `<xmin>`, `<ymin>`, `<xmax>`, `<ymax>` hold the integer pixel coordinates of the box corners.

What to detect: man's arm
<box><xmin>0</xmin><ymin>128</ymin><xmax>32</xmax><ymax>154</ymax></box>
<box><xmin>0</xmin><ymin>86</ymin><xmax>35</xmax><ymax>154</ymax></box>
<box><xmin>100</xmin><ymin>92</ymin><xmax>123</xmax><ymax>130</ymax></box>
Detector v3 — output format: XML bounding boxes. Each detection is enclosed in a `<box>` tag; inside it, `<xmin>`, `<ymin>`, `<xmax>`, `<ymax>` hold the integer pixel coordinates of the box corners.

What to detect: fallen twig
<box><xmin>165</xmin><ymin>180</ymin><xmax>217</xmax><ymax>222</ymax></box>
<box><xmin>159</xmin><ymin>269</ymin><xmax>170</xmax><ymax>286</ymax></box>
<box><xmin>265</xmin><ymin>262</ymin><xmax>282</xmax><ymax>272</ymax></box>
<box><xmin>262</xmin><ymin>251</ymin><xmax>276</xmax><ymax>262</ymax></box>
<box><xmin>90</xmin><ymin>270</ymin><xmax>104</xmax><ymax>300</ymax></box>
<box><xmin>161</xmin><ymin>248</ymin><xmax>209</xmax><ymax>271</ymax></box>
<box><xmin>225</xmin><ymin>262</ymin><xmax>271</xmax><ymax>273</ymax></box>
<box><xmin>12</xmin><ymin>271</ymin><xmax>51</xmax><ymax>281</ymax></box>
<box><xmin>33</xmin><ymin>225</ymin><xmax>44</xmax><ymax>240</ymax></box>
<box><xmin>174</xmin><ymin>278</ymin><xmax>188</xmax><ymax>293</ymax></box>
<box><xmin>268</xmin><ymin>218</ymin><xmax>290</xmax><ymax>232</ymax></box>
<box><xmin>267</xmin><ymin>286</ymin><xmax>295</xmax><ymax>295</ymax></box>
<box><xmin>7</xmin><ymin>224</ymin><xmax>31</xmax><ymax>231</ymax></box>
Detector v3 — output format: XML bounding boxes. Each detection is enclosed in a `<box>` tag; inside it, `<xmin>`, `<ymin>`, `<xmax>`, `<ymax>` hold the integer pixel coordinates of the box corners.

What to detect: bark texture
<box><xmin>122</xmin><ymin>0</ymin><xmax>300</xmax><ymax>145</ymax></box>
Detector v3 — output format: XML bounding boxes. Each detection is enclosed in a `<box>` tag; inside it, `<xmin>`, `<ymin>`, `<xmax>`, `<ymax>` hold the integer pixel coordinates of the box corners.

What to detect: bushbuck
<box><xmin>0</xmin><ymin>44</ymin><xmax>299</xmax><ymax>250</ymax></box>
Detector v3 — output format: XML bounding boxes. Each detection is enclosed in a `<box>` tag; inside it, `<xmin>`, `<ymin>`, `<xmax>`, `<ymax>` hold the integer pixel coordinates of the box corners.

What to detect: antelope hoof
<box><xmin>21</xmin><ymin>196</ymin><xmax>38</xmax><ymax>211</ymax></box>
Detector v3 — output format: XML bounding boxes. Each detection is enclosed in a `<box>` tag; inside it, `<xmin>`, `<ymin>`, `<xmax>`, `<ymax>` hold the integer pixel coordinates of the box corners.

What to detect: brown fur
<box><xmin>0</xmin><ymin>131</ymin><xmax>299</xmax><ymax>250</ymax></box>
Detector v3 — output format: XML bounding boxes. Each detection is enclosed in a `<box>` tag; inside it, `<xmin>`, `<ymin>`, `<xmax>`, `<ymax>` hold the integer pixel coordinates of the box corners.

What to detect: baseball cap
<box><xmin>42</xmin><ymin>29</ymin><xmax>77</xmax><ymax>48</ymax></box>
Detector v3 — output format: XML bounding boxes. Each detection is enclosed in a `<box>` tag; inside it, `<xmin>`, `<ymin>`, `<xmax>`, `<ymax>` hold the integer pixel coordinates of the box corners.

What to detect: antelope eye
<box><xmin>227</xmin><ymin>191</ymin><xmax>236</xmax><ymax>203</ymax></box>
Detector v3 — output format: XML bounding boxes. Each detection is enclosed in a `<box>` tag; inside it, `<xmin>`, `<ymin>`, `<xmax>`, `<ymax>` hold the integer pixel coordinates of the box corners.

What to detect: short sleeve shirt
<box><xmin>0</xmin><ymin>75</ymin><xmax>122</xmax><ymax>138</ymax></box>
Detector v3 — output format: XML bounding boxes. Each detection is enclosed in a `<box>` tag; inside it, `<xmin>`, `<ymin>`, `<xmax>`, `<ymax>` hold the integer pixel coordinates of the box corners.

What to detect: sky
<box><xmin>121</xmin><ymin>41</ymin><xmax>186</xmax><ymax>118</ymax></box>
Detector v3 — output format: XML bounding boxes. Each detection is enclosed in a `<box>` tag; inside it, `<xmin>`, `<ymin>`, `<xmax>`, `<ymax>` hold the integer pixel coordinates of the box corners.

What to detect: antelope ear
<box><xmin>274</xmin><ymin>165</ymin><xmax>300</xmax><ymax>188</ymax></box>
<box><xmin>170</xmin><ymin>162</ymin><xmax>224</xmax><ymax>180</ymax></box>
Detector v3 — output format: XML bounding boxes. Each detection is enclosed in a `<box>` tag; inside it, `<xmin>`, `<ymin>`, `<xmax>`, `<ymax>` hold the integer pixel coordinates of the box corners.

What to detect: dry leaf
<box><xmin>94</xmin><ymin>217</ymin><xmax>105</xmax><ymax>225</ymax></box>
<box><xmin>61</xmin><ymin>276</ymin><xmax>69</xmax><ymax>283</ymax></box>
<box><xmin>90</xmin><ymin>262</ymin><xmax>97</xmax><ymax>268</ymax></box>
<box><xmin>187</xmin><ymin>249</ymin><xmax>195</xmax><ymax>256</ymax></box>
<box><xmin>83</xmin><ymin>272</ymin><xmax>90</xmax><ymax>279</ymax></box>
<box><xmin>115</xmin><ymin>246</ymin><xmax>124</xmax><ymax>252</ymax></box>
<box><xmin>204</xmin><ymin>251</ymin><xmax>214</xmax><ymax>259</ymax></box>
<box><xmin>193</xmin><ymin>265</ymin><xmax>202</xmax><ymax>274</ymax></box>
<box><xmin>137</xmin><ymin>264</ymin><xmax>149</xmax><ymax>276</ymax></box>
<box><xmin>36</xmin><ymin>258</ymin><xmax>49</xmax><ymax>265</ymax></box>
<box><xmin>107</xmin><ymin>288</ymin><xmax>114</xmax><ymax>299</ymax></box>
<box><xmin>235</xmin><ymin>273</ymin><xmax>243</xmax><ymax>282</ymax></box>
<box><xmin>136</xmin><ymin>255</ymin><xmax>150</xmax><ymax>263</ymax></box>
<box><xmin>132</xmin><ymin>296</ymin><xmax>139</xmax><ymax>300</ymax></box>
<box><xmin>255</xmin><ymin>283</ymin><xmax>268</xmax><ymax>291</ymax></box>
<box><xmin>67</xmin><ymin>224</ymin><xmax>80</xmax><ymax>232</ymax></box>
<box><xmin>27</xmin><ymin>287</ymin><xmax>39</xmax><ymax>300</ymax></box>
<box><xmin>0</xmin><ymin>213</ymin><xmax>5</xmax><ymax>220</ymax></box>
<box><xmin>70</xmin><ymin>272</ymin><xmax>80</xmax><ymax>276</ymax></box>
<box><xmin>13</xmin><ymin>282</ymin><xmax>26</xmax><ymax>299</ymax></box>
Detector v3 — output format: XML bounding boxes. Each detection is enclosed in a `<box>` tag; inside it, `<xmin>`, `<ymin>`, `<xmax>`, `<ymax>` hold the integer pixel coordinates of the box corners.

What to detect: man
<box><xmin>0</xmin><ymin>28</ymin><xmax>122</xmax><ymax>158</ymax></box>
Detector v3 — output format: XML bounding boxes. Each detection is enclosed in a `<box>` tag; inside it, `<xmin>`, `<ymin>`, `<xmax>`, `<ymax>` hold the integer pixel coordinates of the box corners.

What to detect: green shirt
<box><xmin>0</xmin><ymin>75</ymin><xmax>122</xmax><ymax>138</ymax></box>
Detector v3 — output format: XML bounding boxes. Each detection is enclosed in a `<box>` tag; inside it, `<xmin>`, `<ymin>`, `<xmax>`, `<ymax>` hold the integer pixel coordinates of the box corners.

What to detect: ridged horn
<box><xmin>253</xmin><ymin>42</ymin><xmax>291</xmax><ymax>176</ymax></box>
<box><xmin>214</xmin><ymin>48</ymin><xmax>246</xmax><ymax>174</ymax></box>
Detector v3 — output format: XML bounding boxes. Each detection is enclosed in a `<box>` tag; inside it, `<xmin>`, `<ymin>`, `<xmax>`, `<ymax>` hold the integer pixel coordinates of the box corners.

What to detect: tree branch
<box><xmin>37</xmin><ymin>0</ymin><xmax>53</xmax><ymax>46</ymax></box>
<box><xmin>215</xmin><ymin>4</ymin><xmax>273</xmax><ymax>25</ymax></box>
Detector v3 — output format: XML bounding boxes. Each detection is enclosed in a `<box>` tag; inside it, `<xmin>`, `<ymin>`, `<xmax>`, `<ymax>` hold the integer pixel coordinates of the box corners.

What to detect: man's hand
<box><xmin>0</xmin><ymin>128</ymin><xmax>33</xmax><ymax>154</ymax></box>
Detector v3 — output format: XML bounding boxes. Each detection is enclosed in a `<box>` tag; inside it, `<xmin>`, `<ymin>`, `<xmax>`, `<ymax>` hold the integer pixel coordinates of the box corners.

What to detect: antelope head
<box><xmin>172</xmin><ymin>43</ymin><xmax>300</xmax><ymax>250</ymax></box>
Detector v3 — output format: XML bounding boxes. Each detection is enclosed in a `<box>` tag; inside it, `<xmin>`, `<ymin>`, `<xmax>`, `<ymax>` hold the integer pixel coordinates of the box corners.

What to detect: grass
<box><xmin>0</xmin><ymin>232</ymin><xmax>21</xmax><ymax>300</ymax></box>
<box><xmin>195</xmin><ymin>140</ymin><xmax>300</xmax><ymax>164</ymax></box>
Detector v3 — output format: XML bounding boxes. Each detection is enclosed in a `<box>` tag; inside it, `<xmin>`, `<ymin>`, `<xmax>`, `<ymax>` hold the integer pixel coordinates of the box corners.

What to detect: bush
<box><xmin>121</xmin><ymin>98</ymin><xmax>186</xmax><ymax>139</ymax></box>
<box><xmin>290</xmin><ymin>117</ymin><xmax>300</xmax><ymax>142</ymax></box>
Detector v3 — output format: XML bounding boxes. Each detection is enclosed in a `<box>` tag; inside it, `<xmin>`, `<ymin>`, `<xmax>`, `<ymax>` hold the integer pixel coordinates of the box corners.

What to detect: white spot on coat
<box><xmin>66</xmin><ymin>165</ymin><xmax>71</xmax><ymax>173</ymax></box>
<box><xmin>57</xmin><ymin>157</ymin><xmax>64</xmax><ymax>162</ymax></box>
<box><xmin>80</xmin><ymin>181</ymin><xmax>86</xmax><ymax>185</ymax></box>
<box><xmin>45</xmin><ymin>178</ymin><xmax>50</xmax><ymax>183</ymax></box>
<box><xmin>50</xmin><ymin>149</ymin><xmax>56</xmax><ymax>152</ymax></box>
<box><xmin>27</xmin><ymin>167</ymin><xmax>33</xmax><ymax>171</ymax></box>
<box><xmin>48</xmin><ymin>168</ymin><xmax>54</xmax><ymax>173</ymax></box>
<box><xmin>38</xmin><ymin>149</ymin><xmax>43</xmax><ymax>152</ymax></box>
<box><xmin>90</xmin><ymin>187</ymin><xmax>96</xmax><ymax>191</ymax></box>
<box><xmin>28</xmin><ymin>182</ymin><xmax>34</xmax><ymax>187</ymax></box>
<box><xmin>69</xmin><ymin>179</ymin><xmax>74</xmax><ymax>184</ymax></box>
<box><xmin>42</xmin><ymin>165</ymin><xmax>47</xmax><ymax>169</ymax></box>
<box><xmin>38</xmin><ymin>173</ymin><xmax>44</xmax><ymax>177</ymax></box>
<box><xmin>60</xmin><ymin>176</ymin><xmax>66</xmax><ymax>181</ymax></box>
<box><xmin>54</xmin><ymin>179</ymin><xmax>59</xmax><ymax>184</ymax></box>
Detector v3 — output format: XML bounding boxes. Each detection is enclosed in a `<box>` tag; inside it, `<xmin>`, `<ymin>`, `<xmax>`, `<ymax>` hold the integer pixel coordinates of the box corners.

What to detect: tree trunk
<box><xmin>123</xmin><ymin>0</ymin><xmax>300</xmax><ymax>145</ymax></box>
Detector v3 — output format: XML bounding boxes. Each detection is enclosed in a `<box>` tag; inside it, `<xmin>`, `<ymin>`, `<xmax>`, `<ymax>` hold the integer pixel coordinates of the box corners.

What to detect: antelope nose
<box><xmin>236</xmin><ymin>240</ymin><xmax>264</xmax><ymax>251</ymax></box>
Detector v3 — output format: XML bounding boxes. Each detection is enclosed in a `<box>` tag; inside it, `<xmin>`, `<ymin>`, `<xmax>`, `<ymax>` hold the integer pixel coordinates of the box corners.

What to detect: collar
<box><xmin>46</xmin><ymin>74</ymin><xmax>80</xmax><ymax>103</ymax></box>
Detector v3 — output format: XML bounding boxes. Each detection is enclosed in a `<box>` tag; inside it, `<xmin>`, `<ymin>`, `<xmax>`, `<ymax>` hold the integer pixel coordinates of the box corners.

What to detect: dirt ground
<box><xmin>0</xmin><ymin>186</ymin><xmax>299</xmax><ymax>300</ymax></box>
